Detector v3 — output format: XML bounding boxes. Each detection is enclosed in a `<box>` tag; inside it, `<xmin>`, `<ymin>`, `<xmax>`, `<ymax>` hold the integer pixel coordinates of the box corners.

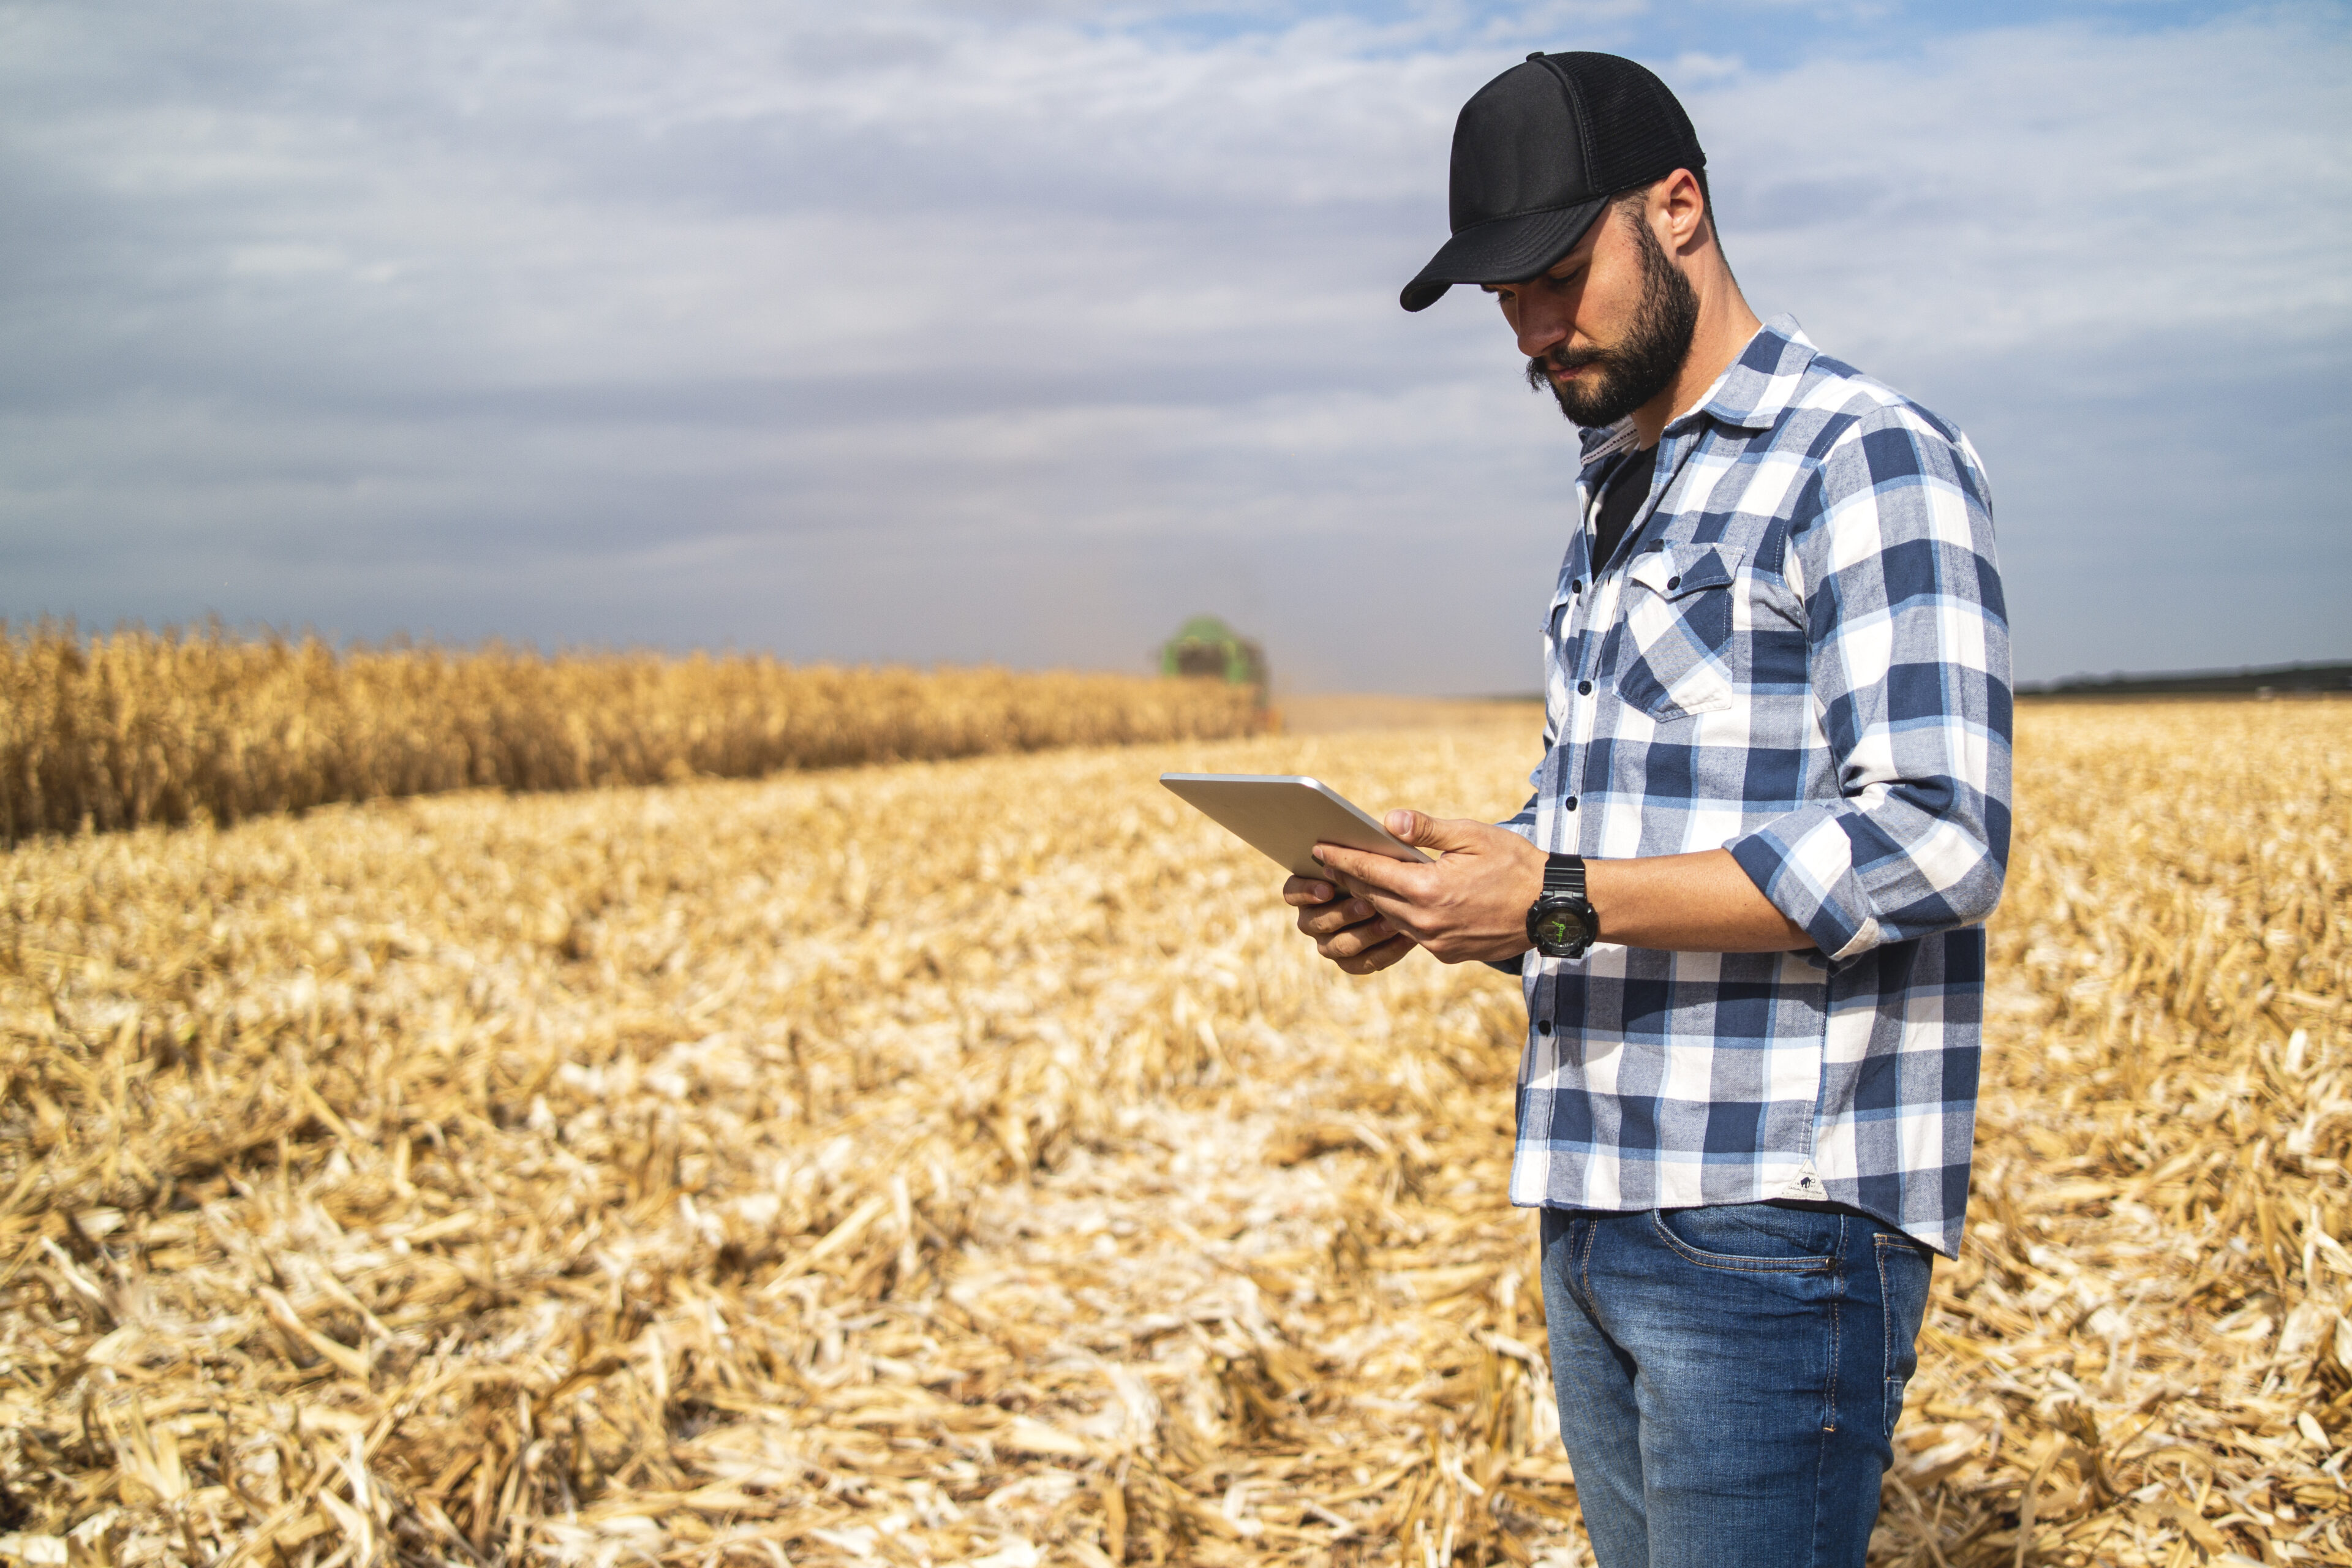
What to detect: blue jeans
<box><xmin>1538</xmin><ymin>1204</ymin><xmax>1935</xmax><ymax>1568</ymax></box>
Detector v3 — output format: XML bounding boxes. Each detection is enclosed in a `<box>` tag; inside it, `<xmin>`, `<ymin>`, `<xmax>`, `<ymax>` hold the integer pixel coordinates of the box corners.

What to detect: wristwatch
<box><xmin>1526</xmin><ymin>852</ymin><xmax>1600</xmax><ymax>960</ymax></box>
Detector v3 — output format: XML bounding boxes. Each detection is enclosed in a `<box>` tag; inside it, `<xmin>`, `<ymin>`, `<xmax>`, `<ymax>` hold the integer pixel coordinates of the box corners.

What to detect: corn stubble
<box><xmin>0</xmin><ymin>625</ymin><xmax>1260</xmax><ymax>845</ymax></box>
<box><xmin>0</xmin><ymin>699</ymin><xmax>2346</xmax><ymax>1567</ymax></box>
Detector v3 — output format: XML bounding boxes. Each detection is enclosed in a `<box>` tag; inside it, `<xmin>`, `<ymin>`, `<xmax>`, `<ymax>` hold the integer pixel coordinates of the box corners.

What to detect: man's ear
<box><xmin>1657</xmin><ymin>168</ymin><xmax>1708</xmax><ymax>254</ymax></box>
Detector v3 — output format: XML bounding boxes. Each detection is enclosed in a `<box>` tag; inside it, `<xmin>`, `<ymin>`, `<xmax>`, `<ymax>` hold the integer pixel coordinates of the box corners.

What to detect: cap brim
<box><xmin>1398</xmin><ymin>195</ymin><xmax>1613</xmax><ymax>312</ymax></box>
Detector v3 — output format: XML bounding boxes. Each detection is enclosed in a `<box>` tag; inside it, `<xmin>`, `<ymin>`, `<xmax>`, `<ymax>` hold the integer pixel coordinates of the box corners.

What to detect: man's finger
<box><xmin>1335</xmin><ymin>932</ymin><xmax>1415</xmax><ymax>975</ymax></box>
<box><xmin>1385</xmin><ymin>809</ymin><xmax>1501</xmax><ymax>855</ymax></box>
<box><xmin>1298</xmin><ymin>897</ymin><xmax>1380</xmax><ymax>938</ymax></box>
<box><xmin>1281</xmin><ymin>875</ymin><xmax>1338</xmax><ymax>907</ymax></box>
<box><xmin>1313</xmin><ymin>841</ymin><xmax>1425</xmax><ymax>897</ymax></box>
<box><xmin>1311</xmin><ymin>910</ymin><xmax>1394</xmax><ymax>955</ymax></box>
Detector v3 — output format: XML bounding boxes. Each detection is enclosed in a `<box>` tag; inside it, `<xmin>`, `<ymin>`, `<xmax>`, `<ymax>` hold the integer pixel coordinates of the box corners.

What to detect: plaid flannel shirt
<box><xmin>1502</xmin><ymin>315</ymin><xmax>2010</xmax><ymax>1257</ymax></box>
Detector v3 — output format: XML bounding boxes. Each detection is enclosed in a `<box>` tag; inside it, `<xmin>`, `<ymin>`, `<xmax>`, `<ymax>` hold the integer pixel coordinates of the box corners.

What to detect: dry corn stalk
<box><xmin>0</xmin><ymin>623</ymin><xmax>1261</xmax><ymax>845</ymax></box>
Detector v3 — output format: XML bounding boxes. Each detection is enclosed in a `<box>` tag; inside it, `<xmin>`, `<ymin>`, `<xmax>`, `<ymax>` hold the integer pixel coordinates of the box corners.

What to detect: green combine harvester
<box><xmin>1159</xmin><ymin>616</ymin><xmax>1268</xmax><ymax>709</ymax></box>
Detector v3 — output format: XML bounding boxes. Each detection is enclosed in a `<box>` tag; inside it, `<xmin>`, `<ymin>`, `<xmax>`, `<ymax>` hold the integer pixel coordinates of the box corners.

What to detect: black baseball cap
<box><xmin>1400</xmin><ymin>51</ymin><xmax>1706</xmax><ymax>312</ymax></box>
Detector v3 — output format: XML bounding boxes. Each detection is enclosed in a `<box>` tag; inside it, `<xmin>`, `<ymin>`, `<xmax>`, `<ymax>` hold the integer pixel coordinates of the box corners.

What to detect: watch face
<box><xmin>1536</xmin><ymin>908</ymin><xmax>1581</xmax><ymax>948</ymax></box>
<box><xmin>1530</xmin><ymin>897</ymin><xmax>1593</xmax><ymax>956</ymax></box>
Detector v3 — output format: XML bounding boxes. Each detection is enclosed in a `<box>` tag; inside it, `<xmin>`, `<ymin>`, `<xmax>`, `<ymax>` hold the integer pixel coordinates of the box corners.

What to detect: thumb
<box><xmin>1386</xmin><ymin>809</ymin><xmax>1480</xmax><ymax>851</ymax></box>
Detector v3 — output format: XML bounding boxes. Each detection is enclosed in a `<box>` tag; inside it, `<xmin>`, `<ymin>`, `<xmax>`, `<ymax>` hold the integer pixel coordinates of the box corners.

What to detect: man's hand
<box><xmin>1282</xmin><ymin>876</ymin><xmax>1417</xmax><ymax>974</ymax></box>
<box><xmin>1309</xmin><ymin>811</ymin><xmax>1548</xmax><ymax>966</ymax></box>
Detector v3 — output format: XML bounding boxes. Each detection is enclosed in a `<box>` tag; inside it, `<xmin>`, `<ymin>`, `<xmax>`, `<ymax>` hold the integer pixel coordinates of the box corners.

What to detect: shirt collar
<box><xmin>1691</xmin><ymin>314</ymin><xmax>1816</xmax><ymax>433</ymax></box>
<box><xmin>1575</xmin><ymin>314</ymin><xmax>1817</xmax><ymax>466</ymax></box>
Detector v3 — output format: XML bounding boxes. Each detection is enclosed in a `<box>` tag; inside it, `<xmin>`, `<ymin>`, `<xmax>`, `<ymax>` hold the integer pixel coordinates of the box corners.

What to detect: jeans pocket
<box><xmin>1877</xmin><ymin>1234</ymin><xmax>1934</xmax><ymax>1437</ymax></box>
<box><xmin>1651</xmin><ymin>1204</ymin><xmax>1838</xmax><ymax>1272</ymax></box>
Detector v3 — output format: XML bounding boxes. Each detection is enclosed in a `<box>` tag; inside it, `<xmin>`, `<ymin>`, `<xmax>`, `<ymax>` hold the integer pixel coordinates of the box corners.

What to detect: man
<box><xmin>1284</xmin><ymin>52</ymin><xmax>2010</xmax><ymax>1567</ymax></box>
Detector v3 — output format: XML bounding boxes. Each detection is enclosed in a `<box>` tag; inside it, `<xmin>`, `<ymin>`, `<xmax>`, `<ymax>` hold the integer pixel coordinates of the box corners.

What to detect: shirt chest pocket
<box><xmin>1608</xmin><ymin>543</ymin><xmax>1744</xmax><ymax>720</ymax></box>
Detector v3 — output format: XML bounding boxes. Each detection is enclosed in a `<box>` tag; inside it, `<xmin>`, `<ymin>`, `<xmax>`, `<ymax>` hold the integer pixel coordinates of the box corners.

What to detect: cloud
<box><xmin>1702</xmin><ymin>15</ymin><xmax>2351</xmax><ymax>359</ymax></box>
<box><xmin>0</xmin><ymin>1</ymin><xmax>2345</xmax><ymax>690</ymax></box>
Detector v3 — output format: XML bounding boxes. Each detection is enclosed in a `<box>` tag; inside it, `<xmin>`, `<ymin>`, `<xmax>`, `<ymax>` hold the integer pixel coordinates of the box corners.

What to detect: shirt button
<box><xmin>1570</xmin><ymin>578</ymin><xmax>1583</xmax><ymax>594</ymax></box>
<box><xmin>1564</xmin><ymin>796</ymin><xmax>1578</xmax><ymax>811</ymax></box>
<box><xmin>1536</xmin><ymin>1019</ymin><xmax>1553</xmax><ymax>1036</ymax></box>
<box><xmin>1577</xmin><ymin>680</ymin><xmax>1593</xmax><ymax>696</ymax></box>
<box><xmin>1667</xmin><ymin>575</ymin><xmax>1682</xmax><ymax>590</ymax></box>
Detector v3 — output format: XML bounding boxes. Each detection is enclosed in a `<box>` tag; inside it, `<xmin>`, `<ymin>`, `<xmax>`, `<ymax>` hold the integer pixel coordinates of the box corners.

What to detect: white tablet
<box><xmin>1159</xmin><ymin>773</ymin><xmax>1431</xmax><ymax>878</ymax></box>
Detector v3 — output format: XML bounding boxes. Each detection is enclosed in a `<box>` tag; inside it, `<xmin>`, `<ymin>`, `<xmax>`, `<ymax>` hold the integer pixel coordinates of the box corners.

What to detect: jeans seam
<box><xmin>1646</xmin><ymin>1210</ymin><xmax>1833</xmax><ymax>1272</ymax></box>
<box><xmin>1876</xmin><ymin>1233</ymin><xmax>1923</xmax><ymax>1440</ymax></box>
<box><xmin>1823</xmin><ymin>1216</ymin><xmax>1847</xmax><ymax>1434</ymax></box>
<box><xmin>1810</xmin><ymin>1421</ymin><xmax>1831</xmax><ymax>1567</ymax></box>
<box><xmin>1875</xmin><ymin>1236</ymin><xmax>1897</xmax><ymax>1389</ymax></box>
<box><xmin>1823</xmin><ymin>1291</ymin><xmax>1841</xmax><ymax>1434</ymax></box>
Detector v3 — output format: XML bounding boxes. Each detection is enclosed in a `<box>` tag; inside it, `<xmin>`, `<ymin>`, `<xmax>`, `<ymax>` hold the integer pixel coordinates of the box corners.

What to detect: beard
<box><xmin>1525</xmin><ymin>211</ymin><xmax>1702</xmax><ymax>428</ymax></box>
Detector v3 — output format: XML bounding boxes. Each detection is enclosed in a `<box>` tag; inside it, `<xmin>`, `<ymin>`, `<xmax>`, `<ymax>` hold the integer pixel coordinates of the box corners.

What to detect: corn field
<box><xmin>0</xmin><ymin>698</ymin><xmax>2345</xmax><ymax>1567</ymax></box>
<box><xmin>0</xmin><ymin>626</ymin><xmax>1261</xmax><ymax>845</ymax></box>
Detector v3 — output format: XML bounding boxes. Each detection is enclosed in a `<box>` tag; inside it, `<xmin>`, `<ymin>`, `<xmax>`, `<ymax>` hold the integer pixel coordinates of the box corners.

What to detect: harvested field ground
<box><xmin>1</xmin><ymin>699</ymin><xmax>2347</xmax><ymax>1567</ymax></box>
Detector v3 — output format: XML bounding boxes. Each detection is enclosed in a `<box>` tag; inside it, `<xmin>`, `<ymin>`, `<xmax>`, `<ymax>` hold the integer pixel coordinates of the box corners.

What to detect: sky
<box><xmin>1</xmin><ymin>0</ymin><xmax>2345</xmax><ymax>694</ymax></box>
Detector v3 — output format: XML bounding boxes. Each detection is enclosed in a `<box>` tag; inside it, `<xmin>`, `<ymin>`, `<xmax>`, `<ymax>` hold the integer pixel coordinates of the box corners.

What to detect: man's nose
<box><xmin>1513</xmin><ymin>298</ymin><xmax>1570</xmax><ymax>360</ymax></box>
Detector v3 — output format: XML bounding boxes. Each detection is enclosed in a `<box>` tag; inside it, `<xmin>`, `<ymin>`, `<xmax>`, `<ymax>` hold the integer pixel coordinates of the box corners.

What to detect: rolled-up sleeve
<box><xmin>1727</xmin><ymin>405</ymin><xmax>2013</xmax><ymax>961</ymax></box>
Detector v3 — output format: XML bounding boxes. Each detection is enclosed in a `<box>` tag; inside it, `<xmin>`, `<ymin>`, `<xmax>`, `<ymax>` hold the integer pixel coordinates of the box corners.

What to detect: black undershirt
<box><xmin>1591</xmin><ymin>442</ymin><xmax>1659</xmax><ymax>574</ymax></box>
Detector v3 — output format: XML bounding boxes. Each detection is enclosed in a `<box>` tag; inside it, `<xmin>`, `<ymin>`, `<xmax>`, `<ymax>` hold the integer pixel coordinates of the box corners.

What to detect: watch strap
<box><xmin>1542</xmin><ymin>852</ymin><xmax>1586</xmax><ymax>899</ymax></box>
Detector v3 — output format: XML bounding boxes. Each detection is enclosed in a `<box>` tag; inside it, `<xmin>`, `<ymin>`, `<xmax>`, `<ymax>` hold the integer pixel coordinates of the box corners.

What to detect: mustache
<box><xmin>1525</xmin><ymin>346</ymin><xmax>1608</xmax><ymax>391</ymax></box>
